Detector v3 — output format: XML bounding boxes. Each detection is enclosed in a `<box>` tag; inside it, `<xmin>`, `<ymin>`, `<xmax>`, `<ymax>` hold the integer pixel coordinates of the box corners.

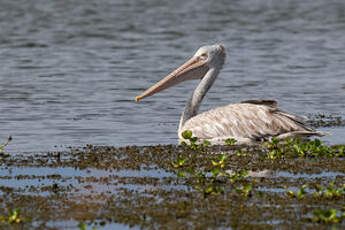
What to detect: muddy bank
<box><xmin>0</xmin><ymin>143</ymin><xmax>344</xmax><ymax>230</ymax></box>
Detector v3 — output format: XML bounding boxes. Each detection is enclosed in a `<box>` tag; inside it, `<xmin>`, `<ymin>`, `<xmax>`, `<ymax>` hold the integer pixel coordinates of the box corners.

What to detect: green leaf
<box><xmin>215</xmin><ymin>187</ymin><xmax>224</xmax><ymax>194</ymax></box>
<box><xmin>211</xmin><ymin>167</ymin><xmax>219</xmax><ymax>177</ymax></box>
<box><xmin>294</xmin><ymin>137</ymin><xmax>300</xmax><ymax>145</ymax></box>
<box><xmin>177</xmin><ymin>157</ymin><xmax>186</xmax><ymax>166</ymax></box>
<box><xmin>0</xmin><ymin>136</ymin><xmax>12</xmax><ymax>152</ymax></box>
<box><xmin>186</xmin><ymin>168</ymin><xmax>195</xmax><ymax>175</ymax></box>
<box><xmin>205</xmin><ymin>186</ymin><xmax>213</xmax><ymax>194</ymax></box>
<box><xmin>240</xmin><ymin>170</ymin><xmax>248</xmax><ymax>177</ymax></box>
<box><xmin>219</xmin><ymin>154</ymin><xmax>227</xmax><ymax>162</ymax></box>
<box><xmin>78</xmin><ymin>223</ymin><xmax>87</xmax><ymax>230</ymax></box>
<box><xmin>190</xmin><ymin>137</ymin><xmax>198</xmax><ymax>143</ymax></box>
<box><xmin>203</xmin><ymin>140</ymin><xmax>211</xmax><ymax>147</ymax></box>
<box><xmin>171</xmin><ymin>157</ymin><xmax>186</xmax><ymax>168</ymax></box>
<box><xmin>177</xmin><ymin>171</ymin><xmax>185</xmax><ymax>178</ymax></box>
<box><xmin>171</xmin><ymin>162</ymin><xmax>179</xmax><ymax>168</ymax></box>
<box><xmin>211</xmin><ymin>160</ymin><xmax>218</xmax><ymax>166</ymax></box>
<box><xmin>225</xmin><ymin>138</ymin><xmax>237</xmax><ymax>145</ymax></box>
<box><xmin>244</xmin><ymin>185</ymin><xmax>252</xmax><ymax>192</ymax></box>
<box><xmin>314</xmin><ymin>139</ymin><xmax>321</xmax><ymax>147</ymax></box>
<box><xmin>182</xmin><ymin>130</ymin><xmax>193</xmax><ymax>140</ymax></box>
<box><xmin>271</xmin><ymin>137</ymin><xmax>279</xmax><ymax>145</ymax></box>
<box><xmin>234</xmin><ymin>186</ymin><xmax>242</xmax><ymax>195</ymax></box>
<box><xmin>287</xmin><ymin>190</ymin><xmax>295</xmax><ymax>196</ymax></box>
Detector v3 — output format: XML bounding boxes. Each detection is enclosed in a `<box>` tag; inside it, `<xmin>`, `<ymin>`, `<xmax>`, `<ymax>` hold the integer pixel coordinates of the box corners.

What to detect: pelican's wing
<box><xmin>241</xmin><ymin>99</ymin><xmax>278</xmax><ymax>108</ymax></box>
<box><xmin>241</xmin><ymin>99</ymin><xmax>308</xmax><ymax>123</ymax></box>
<box><xmin>181</xmin><ymin>103</ymin><xmax>321</xmax><ymax>142</ymax></box>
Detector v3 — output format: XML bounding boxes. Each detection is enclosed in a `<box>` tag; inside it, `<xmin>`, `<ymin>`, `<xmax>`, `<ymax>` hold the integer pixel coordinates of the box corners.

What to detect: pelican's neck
<box><xmin>178</xmin><ymin>67</ymin><xmax>220</xmax><ymax>131</ymax></box>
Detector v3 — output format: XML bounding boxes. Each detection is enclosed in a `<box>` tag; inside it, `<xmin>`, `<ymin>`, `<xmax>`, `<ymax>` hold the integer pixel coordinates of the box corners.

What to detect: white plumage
<box><xmin>136</xmin><ymin>44</ymin><xmax>327</xmax><ymax>145</ymax></box>
<box><xmin>180</xmin><ymin>101</ymin><xmax>324</xmax><ymax>145</ymax></box>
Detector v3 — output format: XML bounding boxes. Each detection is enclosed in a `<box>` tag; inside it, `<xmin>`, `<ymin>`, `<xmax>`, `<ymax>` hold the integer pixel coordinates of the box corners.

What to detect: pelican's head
<box><xmin>193</xmin><ymin>44</ymin><xmax>226</xmax><ymax>69</ymax></box>
<box><xmin>135</xmin><ymin>44</ymin><xmax>226</xmax><ymax>101</ymax></box>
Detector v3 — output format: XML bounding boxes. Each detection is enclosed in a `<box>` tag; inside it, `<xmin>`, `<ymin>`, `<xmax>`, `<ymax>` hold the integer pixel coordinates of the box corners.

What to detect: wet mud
<box><xmin>0</xmin><ymin>143</ymin><xmax>344</xmax><ymax>230</ymax></box>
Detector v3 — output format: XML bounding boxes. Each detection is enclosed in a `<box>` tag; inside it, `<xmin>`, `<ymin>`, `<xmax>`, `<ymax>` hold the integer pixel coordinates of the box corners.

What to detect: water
<box><xmin>0</xmin><ymin>0</ymin><xmax>345</xmax><ymax>152</ymax></box>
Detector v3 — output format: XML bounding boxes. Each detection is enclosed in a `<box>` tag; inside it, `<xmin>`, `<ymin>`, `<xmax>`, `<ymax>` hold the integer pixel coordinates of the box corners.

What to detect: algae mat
<box><xmin>0</xmin><ymin>144</ymin><xmax>344</xmax><ymax>230</ymax></box>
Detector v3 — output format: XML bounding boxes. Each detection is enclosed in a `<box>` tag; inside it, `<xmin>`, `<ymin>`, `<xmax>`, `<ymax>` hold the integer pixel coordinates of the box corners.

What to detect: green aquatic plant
<box><xmin>0</xmin><ymin>208</ymin><xmax>28</xmax><ymax>225</ymax></box>
<box><xmin>171</xmin><ymin>157</ymin><xmax>187</xmax><ymax>168</ymax></box>
<box><xmin>227</xmin><ymin>170</ymin><xmax>248</xmax><ymax>184</ymax></box>
<box><xmin>332</xmin><ymin>144</ymin><xmax>345</xmax><ymax>157</ymax></box>
<box><xmin>307</xmin><ymin>208</ymin><xmax>344</xmax><ymax>224</ymax></box>
<box><xmin>234</xmin><ymin>184</ymin><xmax>252</xmax><ymax>197</ymax></box>
<box><xmin>236</xmin><ymin>149</ymin><xmax>247</xmax><ymax>157</ymax></box>
<box><xmin>312</xmin><ymin>181</ymin><xmax>345</xmax><ymax>199</ymax></box>
<box><xmin>0</xmin><ymin>136</ymin><xmax>12</xmax><ymax>152</ymax></box>
<box><xmin>225</xmin><ymin>138</ymin><xmax>237</xmax><ymax>146</ymax></box>
<box><xmin>287</xmin><ymin>182</ymin><xmax>345</xmax><ymax>199</ymax></box>
<box><xmin>187</xmin><ymin>166</ymin><xmax>226</xmax><ymax>197</ymax></box>
<box><xmin>181</xmin><ymin>130</ymin><xmax>211</xmax><ymax>150</ymax></box>
<box><xmin>78</xmin><ymin>223</ymin><xmax>97</xmax><ymax>230</ymax></box>
<box><xmin>181</xmin><ymin>163</ymin><xmax>249</xmax><ymax>197</ymax></box>
<box><xmin>287</xmin><ymin>184</ymin><xmax>309</xmax><ymax>199</ymax></box>
<box><xmin>192</xmin><ymin>169</ymin><xmax>250</xmax><ymax>197</ymax></box>
<box><xmin>263</xmin><ymin>137</ymin><xmax>344</xmax><ymax>159</ymax></box>
<box><xmin>171</xmin><ymin>132</ymin><xmax>252</xmax><ymax>197</ymax></box>
<box><xmin>211</xmin><ymin>154</ymin><xmax>227</xmax><ymax>169</ymax></box>
<box><xmin>194</xmin><ymin>184</ymin><xmax>224</xmax><ymax>196</ymax></box>
<box><xmin>181</xmin><ymin>130</ymin><xmax>193</xmax><ymax>140</ymax></box>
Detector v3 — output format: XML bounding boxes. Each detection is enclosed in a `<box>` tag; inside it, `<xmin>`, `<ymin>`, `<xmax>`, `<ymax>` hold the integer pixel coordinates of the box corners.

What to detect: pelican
<box><xmin>135</xmin><ymin>44</ymin><xmax>327</xmax><ymax>145</ymax></box>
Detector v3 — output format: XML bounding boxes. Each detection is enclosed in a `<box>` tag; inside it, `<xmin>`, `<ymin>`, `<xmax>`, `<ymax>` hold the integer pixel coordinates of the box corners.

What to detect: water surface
<box><xmin>0</xmin><ymin>0</ymin><xmax>344</xmax><ymax>152</ymax></box>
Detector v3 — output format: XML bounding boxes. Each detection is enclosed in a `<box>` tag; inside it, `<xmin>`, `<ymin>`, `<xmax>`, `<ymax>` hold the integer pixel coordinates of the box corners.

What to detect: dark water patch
<box><xmin>12</xmin><ymin>42</ymin><xmax>48</xmax><ymax>48</ymax></box>
<box><xmin>307</xmin><ymin>114</ymin><xmax>345</xmax><ymax>128</ymax></box>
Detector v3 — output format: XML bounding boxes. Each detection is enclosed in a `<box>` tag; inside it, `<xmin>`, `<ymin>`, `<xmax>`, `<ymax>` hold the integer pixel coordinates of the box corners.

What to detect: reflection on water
<box><xmin>0</xmin><ymin>0</ymin><xmax>344</xmax><ymax>152</ymax></box>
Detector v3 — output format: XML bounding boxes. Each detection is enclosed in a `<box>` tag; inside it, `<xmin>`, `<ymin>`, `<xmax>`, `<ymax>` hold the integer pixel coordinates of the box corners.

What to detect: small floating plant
<box><xmin>287</xmin><ymin>181</ymin><xmax>345</xmax><ymax>199</ymax></box>
<box><xmin>306</xmin><ymin>207</ymin><xmax>345</xmax><ymax>224</ymax></box>
<box><xmin>263</xmin><ymin>137</ymin><xmax>344</xmax><ymax>159</ymax></box>
<box><xmin>0</xmin><ymin>208</ymin><xmax>29</xmax><ymax>225</ymax></box>
<box><xmin>168</xmin><ymin>129</ymin><xmax>345</xmax><ymax>225</ymax></box>
<box><xmin>0</xmin><ymin>136</ymin><xmax>12</xmax><ymax>152</ymax></box>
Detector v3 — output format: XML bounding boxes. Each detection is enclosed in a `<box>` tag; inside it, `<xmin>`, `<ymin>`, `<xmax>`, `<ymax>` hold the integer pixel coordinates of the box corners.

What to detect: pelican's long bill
<box><xmin>135</xmin><ymin>55</ymin><xmax>209</xmax><ymax>101</ymax></box>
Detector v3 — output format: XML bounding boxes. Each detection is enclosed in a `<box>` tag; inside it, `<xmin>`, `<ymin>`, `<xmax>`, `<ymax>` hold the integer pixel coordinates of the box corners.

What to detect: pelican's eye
<box><xmin>198</xmin><ymin>53</ymin><xmax>208</xmax><ymax>61</ymax></box>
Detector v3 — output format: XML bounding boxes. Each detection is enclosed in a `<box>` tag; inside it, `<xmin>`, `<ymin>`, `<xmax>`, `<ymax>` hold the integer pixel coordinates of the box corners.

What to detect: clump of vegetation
<box><xmin>78</xmin><ymin>223</ymin><xmax>97</xmax><ymax>230</ymax></box>
<box><xmin>263</xmin><ymin>137</ymin><xmax>344</xmax><ymax>159</ymax></box>
<box><xmin>176</xmin><ymin>130</ymin><xmax>345</xmax><ymax>198</ymax></box>
<box><xmin>306</xmin><ymin>207</ymin><xmax>345</xmax><ymax>223</ymax></box>
<box><xmin>225</xmin><ymin>138</ymin><xmax>237</xmax><ymax>146</ymax></box>
<box><xmin>171</xmin><ymin>157</ymin><xmax>187</xmax><ymax>168</ymax></box>
<box><xmin>287</xmin><ymin>184</ymin><xmax>309</xmax><ymax>199</ymax></box>
<box><xmin>172</xmin><ymin>131</ymin><xmax>253</xmax><ymax>197</ymax></box>
<box><xmin>312</xmin><ymin>181</ymin><xmax>345</xmax><ymax>199</ymax></box>
<box><xmin>234</xmin><ymin>184</ymin><xmax>252</xmax><ymax>197</ymax></box>
<box><xmin>287</xmin><ymin>181</ymin><xmax>345</xmax><ymax>199</ymax></box>
<box><xmin>180</xmin><ymin>130</ymin><xmax>211</xmax><ymax>150</ymax></box>
<box><xmin>0</xmin><ymin>208</ymin><xmax>28</xmax><ymax>225</ymax></box>
<box><xmin>0</xmin><ymin>136</ymin><xmax>12</xmax><ymax>152</ymax></box>
<box><xmin>190</xmin><ymin>167</ymin><xmax>251</xmax><ymax>197</ymax></box>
